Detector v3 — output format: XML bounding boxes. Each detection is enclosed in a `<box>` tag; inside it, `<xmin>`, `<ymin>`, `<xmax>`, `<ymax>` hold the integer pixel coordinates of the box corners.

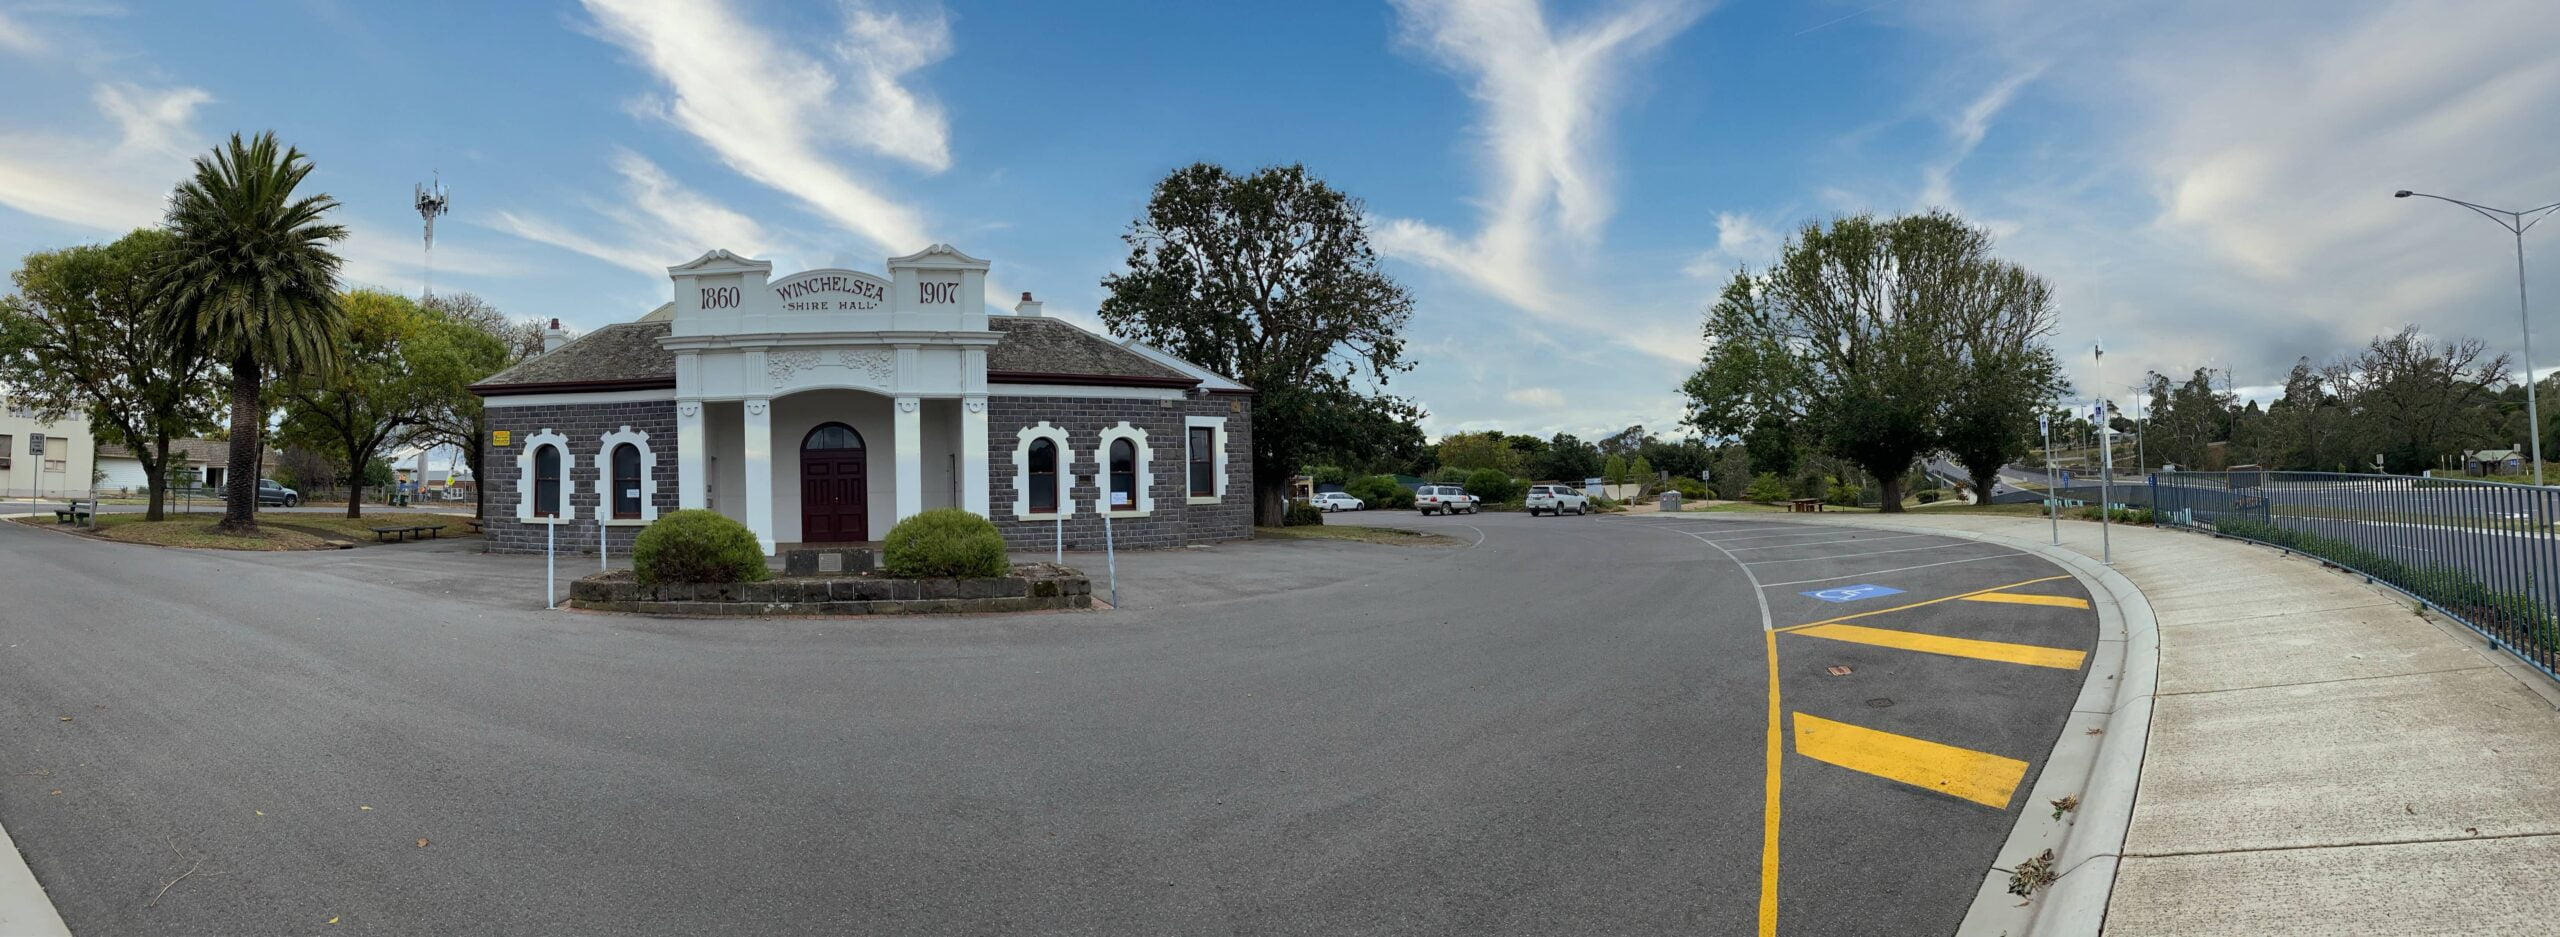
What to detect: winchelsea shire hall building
<box><xmin>469</xmin><ymin>245</ymin><xmax>1255</xmax><ymax>556</ymax></box>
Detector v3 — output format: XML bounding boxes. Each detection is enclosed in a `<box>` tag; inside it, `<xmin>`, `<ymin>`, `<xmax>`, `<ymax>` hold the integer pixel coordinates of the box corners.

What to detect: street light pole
<box><xmin>2395</xmin><ymin>189</ymin><xmax>2560</xmax><ymax>486</ymax></box>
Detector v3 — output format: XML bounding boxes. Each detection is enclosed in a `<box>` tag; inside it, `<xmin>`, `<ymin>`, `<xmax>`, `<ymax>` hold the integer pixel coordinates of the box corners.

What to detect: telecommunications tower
<box><xmin>414</xmin><ymin>173</ymin><xmax>450</xmax><ymax>299</ymax></box>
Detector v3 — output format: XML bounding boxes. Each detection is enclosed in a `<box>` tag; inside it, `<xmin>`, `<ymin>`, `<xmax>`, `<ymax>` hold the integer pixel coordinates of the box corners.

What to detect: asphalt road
<box><xmin>0</xmin><ymin>510</ymin><xmax>2093</xmax><ymax>935</ymax></box>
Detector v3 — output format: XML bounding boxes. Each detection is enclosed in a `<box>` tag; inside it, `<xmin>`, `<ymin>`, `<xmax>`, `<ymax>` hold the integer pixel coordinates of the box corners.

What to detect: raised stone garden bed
<box><xmin>569</xmin><ymin>561</ymin><xmax>1093</xmax><ymax>616</ymax></box>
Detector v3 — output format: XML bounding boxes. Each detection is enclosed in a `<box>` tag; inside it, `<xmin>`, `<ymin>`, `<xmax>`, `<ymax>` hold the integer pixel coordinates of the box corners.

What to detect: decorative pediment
<box><xmin>886</xmin><ymin>243</ymin><xmax>990</xmax><ymax>270</ymax></box>
<box><xmin>667</xmin><ymin>249</ymin><xmax>772</xmax><ymax>275</ymax></box>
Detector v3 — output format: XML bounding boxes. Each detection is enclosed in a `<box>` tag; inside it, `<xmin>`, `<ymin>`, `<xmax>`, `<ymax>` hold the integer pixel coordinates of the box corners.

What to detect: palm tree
<box><xmin>155</xmin><ymin>132</ymin><xmax>348</xmax><ymax>534</ymax></box>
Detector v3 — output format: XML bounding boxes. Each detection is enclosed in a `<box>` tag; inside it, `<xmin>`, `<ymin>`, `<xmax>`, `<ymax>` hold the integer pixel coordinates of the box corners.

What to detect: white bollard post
<box><xmin>1054</xmin><ymin>515</ymin><xmax>1062</xmax><ymax>566</ymax></box>
<box><xmin>546</xmin><ymin>520</ymin><xmax>557</xmax><ymax>610</ymax></box>
<box><xmin>1102</xmin><ymin>513</ymin><xmax>1118</xmax><ymax>609</ymax></box>
<box><xmin>600</xmin><ymin>516</ymin><xmax>608</xmax><ymax>572</ymax></box>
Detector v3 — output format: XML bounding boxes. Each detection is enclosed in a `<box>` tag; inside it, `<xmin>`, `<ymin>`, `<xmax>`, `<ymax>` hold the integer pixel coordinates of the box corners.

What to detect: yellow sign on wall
<box><xmin>491</xmin><ymin>430</ymin><xmax>512</xmax><ymax>447</ymax></box>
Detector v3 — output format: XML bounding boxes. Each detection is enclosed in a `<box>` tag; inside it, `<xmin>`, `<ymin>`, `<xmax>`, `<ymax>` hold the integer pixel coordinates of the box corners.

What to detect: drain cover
<box><xmin>1826</xmin><ymin>665</ymin><xmax>1854</xmax><ymax>677</ymax></box>
<box><xmin>1866</xmin><ymin>698</ymin><xmax>1894</xmax><ymax>708</ymax></box>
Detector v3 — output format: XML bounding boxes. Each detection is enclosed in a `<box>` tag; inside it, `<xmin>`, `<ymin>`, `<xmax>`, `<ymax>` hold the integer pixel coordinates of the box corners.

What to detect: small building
<box><xmin>0</xmin><ymin>399</ymin><xmax>94</xmax><ymax>499</ymax></box>
<box><xmin>2465</xmin><ymin>446</ymin><xmax>2525</xmax><ymax>476</ymax></box>
<box><xmin>467</xmin><ymin>245</ymin><xmax>1255</xmax><ymax>555</ymax></box>
<box><xmin>95</xmin><ymin>437</ymin><xmax>231</xmax><ymax>494</ymax></box>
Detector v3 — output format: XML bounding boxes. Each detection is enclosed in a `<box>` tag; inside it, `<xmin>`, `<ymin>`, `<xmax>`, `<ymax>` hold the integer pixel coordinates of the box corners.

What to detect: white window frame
<box><xmin>1012</xmin><ymin>421</ymin><xmax>1075</xmax><ymax>520</ymax></box>
<box><xmin>595</xmin><ymin>425</ymin><xmax>659</xmax><ymax>527</ymax></box>
<box><xmin>1183</xmin><ymin>415</ymin><xmax>1228</xmax><ymax>506</ymax></box>
<box><xmin>1095</xmin><ymin>421</ymin><xmax>1153</xmax><ymax>518</ymax></box>
<box><xmin>515</xmin><ymin>428</ymin><xmax>575</xmax><ymax>524</ymax></box>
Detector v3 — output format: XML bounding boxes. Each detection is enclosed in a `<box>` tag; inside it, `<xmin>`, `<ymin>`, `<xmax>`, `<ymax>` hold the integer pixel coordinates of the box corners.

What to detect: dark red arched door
<box><xmin>800</xmin><ymin>422</ymin><xmax>869</xmax><ymax>542</ymax></box>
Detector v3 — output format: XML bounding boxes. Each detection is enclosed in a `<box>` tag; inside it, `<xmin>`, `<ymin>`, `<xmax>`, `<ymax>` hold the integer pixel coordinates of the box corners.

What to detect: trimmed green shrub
<box><xmin>632</xmin><ymin>509</ymin><xmax>770</xmax><ymax>585</ymax></box>
<box><xmin>1284</xmin><ymin>500</ymin><xmax>1325</xmax><ymax>526</ymax></box>
<box><xmin>1672</xmin><ymin>476</ymin><xmax>1709</xmax><ymax>499</ymax></box>
<box><xmin>1916</xmin><ymin>491</ymin><xmax>1941</xmax><ymax>504</ymax></box>
<box><xmin>1345</xmin><ymin>474</ymin><xmax>1411</xmax><ymax>509</ymax></box>
<box><xmin>882</xmin><ymin>508</ymin><xmax>1010</xmax><ymax>578</ymax></box>
<box><xmin>1744</xmin><ymin>472</ymin><xmax>1789</xmax><ymax>503</ymax></box>
<box><xmin>1464</xmin><ymin>467</ymin><xmax>1519</xmax><ymax>504</ymax></box>
<box><xmin>1430</xmin><ymin>466</ymin><xmax>1469</xmax><ymax>485</ymax></box>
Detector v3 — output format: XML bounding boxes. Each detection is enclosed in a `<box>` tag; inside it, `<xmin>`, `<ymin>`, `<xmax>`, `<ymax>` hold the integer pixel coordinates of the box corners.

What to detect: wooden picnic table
<box><xmin>1787</xmin><ymin>498</ymin><xmax>1825</xmax><ymax>513</ymax></box>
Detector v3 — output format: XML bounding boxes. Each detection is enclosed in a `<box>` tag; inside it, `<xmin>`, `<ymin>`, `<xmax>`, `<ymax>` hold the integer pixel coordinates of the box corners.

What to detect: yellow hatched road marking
<box><xmin>1961</xmin><ymin>591</ymin><xmax>2092</xmax><ymax>609</ymax></box>
<box><xmin>1792</xmin><ymin>712</ymin><xmax>2028</xmax><ymax>808</ymax></box>
<box><xmin>1789</xmin><ymin>622</ymin><xmax>2087</xmax><ymax>669</ymax></box>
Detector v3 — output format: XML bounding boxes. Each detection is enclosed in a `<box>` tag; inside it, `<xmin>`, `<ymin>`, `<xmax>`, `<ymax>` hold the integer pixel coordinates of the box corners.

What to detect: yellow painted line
<box><xmin>1758</xmin><ymin>629</ymin><xmax>1782</xmax><ymax>937</ymax></box>
<box><xmin>1776</xmin><ymin>574</ymin><xmax>2072</xmax><ymax>633</ymax></box>
<box><xmin>1790</xmin><ymin>622</ymin><xmax>2088</xmax><ymax>670</ymax></box>
<box><xmin>1961</xmin><ymin>591</ymin><xmax>2092</xmax><ymax>609</ymax></box>
<box><xmin>1792</xmin><ymin>712</ymin><xmax>2028</xmax><ymax>808</ymax></box>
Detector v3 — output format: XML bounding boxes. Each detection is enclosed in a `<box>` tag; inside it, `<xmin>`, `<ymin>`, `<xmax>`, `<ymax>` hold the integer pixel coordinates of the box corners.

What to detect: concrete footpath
<box><xmin>1791</xmin><ymin>509</ymin><xmax>2560</xmax><ymax>935</ymax></box>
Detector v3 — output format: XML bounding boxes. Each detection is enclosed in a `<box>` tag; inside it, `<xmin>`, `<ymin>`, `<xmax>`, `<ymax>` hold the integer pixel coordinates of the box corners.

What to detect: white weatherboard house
<box><xmin>469</xmin><ymin>245</ymin><xmax>1254</xmax><ymax>556</ymax></box>
<box><xmin>0</xmin><ymin>399</ymin><xmax>93</xmax><ymax>499</ymax></box>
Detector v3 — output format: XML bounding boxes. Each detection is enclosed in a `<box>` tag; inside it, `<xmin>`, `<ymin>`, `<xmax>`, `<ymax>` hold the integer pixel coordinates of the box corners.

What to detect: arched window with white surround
<box><xmin>1095</xmin><ymin>421</ymin><xmax>1152</xmax><ymax>517</ymax></box>
<box><xmin>595</xmin><ymin>425</ymin><xmax>659</xmax><ymax>524</ymax></box>
<box><xmin>1012</xmin><ymin>421</ymin><xmax>1074</xmax><ymax>519</ymax></box>
<box><xmin>514</xmin><ymin>428</ymin><xmax>574</xmax><ymax>523</ymax></box>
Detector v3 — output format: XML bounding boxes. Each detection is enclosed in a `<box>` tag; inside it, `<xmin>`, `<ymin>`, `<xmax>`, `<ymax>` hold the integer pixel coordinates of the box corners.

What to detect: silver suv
<box><xmin>1525</xmin><ymin>484</ymin><xmax>1590</xmax><ymax>516</ymax></box>
<box><xmin>1415</xmin><ymin>485</ymin><xmax>1480</xmax><ymax>516</ymax></box>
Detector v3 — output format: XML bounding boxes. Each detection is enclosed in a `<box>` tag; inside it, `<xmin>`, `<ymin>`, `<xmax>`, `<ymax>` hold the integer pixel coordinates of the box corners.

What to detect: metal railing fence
<box><xmin>2152</xmin><ymin>470</ymin><xmax>2560</xmax><ymax>679</ymax></box>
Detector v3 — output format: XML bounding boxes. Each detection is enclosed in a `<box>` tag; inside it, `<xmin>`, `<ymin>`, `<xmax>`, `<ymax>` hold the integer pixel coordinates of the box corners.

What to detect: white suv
<box><xmin>1525</xmin><ymin>484</ymin><xmax>1590</xmax><ymax>516</ymax></box>
<box><xmin>1415</xmin><ymin>485</ymin><xmax>1480</xmax><ymax>516</ymax></box>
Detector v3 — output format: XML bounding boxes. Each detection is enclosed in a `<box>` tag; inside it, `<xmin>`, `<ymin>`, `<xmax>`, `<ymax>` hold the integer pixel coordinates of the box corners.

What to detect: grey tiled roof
<box><xmin>987</xmin><ymin>318</ymin><xmax>1190</xmax><ymax>383</ymax></box>
<box><xmin>473</xmin><ymin>322</ymin><xmax>677</xmax><ymax>389</ymax></box>
<box><xmin>469</xmin><ymin>316</ymin><xmax>1203</xmax><ymax>392</ymax></box>
<box><xmin>95</xmin><ymin>436</ymin><xmax>229</xmax><ymax>464</ymax></box>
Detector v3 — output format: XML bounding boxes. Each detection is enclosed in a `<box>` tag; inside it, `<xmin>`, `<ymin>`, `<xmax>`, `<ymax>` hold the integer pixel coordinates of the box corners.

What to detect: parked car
<box><xmin>242</xmin><ymin>478</ymin><xmax>299</xmax><ymax>507</ymax></box>
<box><xmin>1310</xmin><ymin>492</ymin><xmax>1365</xmax><ymax>512</ymax></box>
<box><xmin>1525</xmin><ymin>484</ymin><xmax>1591</xmax><ymax>516</ymax></box>
<box><xmin>1415</xmin><ymin>484</ymin><xmax>1479</xmax><ymax>516</ymax></box>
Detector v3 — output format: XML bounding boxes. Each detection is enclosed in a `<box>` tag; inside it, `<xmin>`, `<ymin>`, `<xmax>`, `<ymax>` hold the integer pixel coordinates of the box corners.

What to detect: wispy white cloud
<box><xmin>1682</xmin><ymin>211</ymin><xmax>1778</xmax><ymax>281</ymax></box>
<box><xmin>0</xmin><ymin>82</ymin><xmax>199</xmax><ymax>228</ymax></box>
<box><xmin>492</xmin><ymin>149</ymin><xmax>788</xmax><ymax>276</ymax></box>
<box><xmin>1375</xmin><ymin>0</ymin><xmax>1706</xmax><ymax>315</ymax></box>
<box><xmin>1505</xmin><ymin>386</ymin><xmax>1566</xmax><ymax>408</ymax></box>
<box><xmin>577</xmin><ymin>0</ymin><xmax>952</xmax><ymax>257</ymax></box>
<box><xmin>1917</xmin><ymin>65</ymin><xmax>2041</xmax><ymax>212</ymax></box>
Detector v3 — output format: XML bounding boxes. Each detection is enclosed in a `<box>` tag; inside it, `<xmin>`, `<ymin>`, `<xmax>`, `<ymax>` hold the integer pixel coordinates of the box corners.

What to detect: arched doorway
<box><xmin>800</xmin><ymin>422</ymin><xmax>869</xmax><ymax>541</ymax></box>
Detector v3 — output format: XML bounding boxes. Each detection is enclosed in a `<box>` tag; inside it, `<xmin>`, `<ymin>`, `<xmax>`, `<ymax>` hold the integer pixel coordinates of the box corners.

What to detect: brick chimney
<box><xmin>541</xmin><ymin>318</ymin><xmax>570</xmax><ymax>353</ymax></box>
<box><xmin>1013</xmin><ymin>291</ymin><xmax>1044</xmax><ymax>318</ymax></box>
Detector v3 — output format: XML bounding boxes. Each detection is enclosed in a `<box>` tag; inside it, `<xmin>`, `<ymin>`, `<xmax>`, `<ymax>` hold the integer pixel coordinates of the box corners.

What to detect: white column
<box><xmin>742</xmin><ymin>397</ymin><xmax>775</xmax><ymax>554</ymax></box>
<box><xmin>961</xmin><ymin>395</ymin><xmax>990</xmax><ymax>517</ymax></box>
<box><xmin>676</xmin><ymin>400</ymin><xmax>706</xmax><ymax>510</ymax></box>
<box><xmin>894</xmin><ymin>396</ymin><xmax>923</xmax><ymax>522</ymax></box>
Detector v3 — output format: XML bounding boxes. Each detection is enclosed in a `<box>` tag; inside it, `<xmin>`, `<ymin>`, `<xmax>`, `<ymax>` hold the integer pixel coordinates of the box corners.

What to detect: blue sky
<box><xmin>4</xmin><ymin>0</ymin><xmax>2558</xmax><ymax>439</ymax></box>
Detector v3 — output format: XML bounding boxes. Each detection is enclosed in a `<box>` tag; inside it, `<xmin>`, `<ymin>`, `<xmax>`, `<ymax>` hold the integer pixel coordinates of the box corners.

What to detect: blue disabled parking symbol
<box><xmin>1802</xmin><ymin>584</ymin><xmax>1906</xmax><ymax>603</ymax></box>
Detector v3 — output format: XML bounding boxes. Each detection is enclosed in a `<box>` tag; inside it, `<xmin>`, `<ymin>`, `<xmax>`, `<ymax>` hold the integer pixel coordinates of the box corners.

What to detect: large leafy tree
<box><xmin>0</xmin><ymin>229</ymin><xmax>220</xmax><ymax>519</ymax></box>
<box><xmin>1098</xmin><ymin>163</ymin><xmax>1418</xmax><ymax>525</ymax></box>
<box><xmin>278</xmin><ymin>290</ymin><xmax>469</xmax><ymax>519</ymax></box>
<box><xmin>2324</xmin><ymin>326</ymin><xmax>2510</xmax><ymax>474</ymax></box>
<box><xmin>407</xmin><ymin>296</ymin><xmax>517</xmax><ymax>518</ymax></box>
<box><xmin>154</xmin><ymin>132</ymin><xmax>347</xmax><ymax>534</ymax></box>
<box><xmin>1940</xmin><ymin>256</ymin><xmax>2065</xmax><ymax>500</ymax></box>
<box><xmin>1685</xmin><ymin>212</ymin><xmax>2055</xmax><ymax>511</ymax></box>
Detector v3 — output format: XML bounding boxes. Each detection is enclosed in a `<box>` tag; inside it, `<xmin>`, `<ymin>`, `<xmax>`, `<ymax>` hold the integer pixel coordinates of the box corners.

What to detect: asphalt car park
<box><xmin>0</xmin><ymin>508</ymin><xmax>2093</xmax><ymax>935</ymax></box>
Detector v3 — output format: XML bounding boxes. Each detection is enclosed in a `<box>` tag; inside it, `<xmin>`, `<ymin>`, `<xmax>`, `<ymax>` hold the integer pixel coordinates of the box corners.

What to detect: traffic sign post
<box><xmin>2040</xmin><ymin>411</ymin><xmax>2059</xmax><ymax>545</ymax></box>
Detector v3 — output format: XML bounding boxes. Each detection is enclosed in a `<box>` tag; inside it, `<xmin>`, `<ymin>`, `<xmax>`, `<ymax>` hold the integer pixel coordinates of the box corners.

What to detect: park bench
<box><xmin>1787</xmin><ymin>498</ymin><xmax>1825</xmax><ymax>513</ymax></box>
<box><xmin>462</xmin><ymin>518</ymin><xmax>484</xmax><ymax>534</ymax></box>
<box><xmin>53</xmin><ymin>499</ymin><xmax>93</xmax><ymax>525</ymax></box>
<box><xmin>366</xmin><ymin>523</ymin><xmax>447</xmax><ymax>543</ymax></box>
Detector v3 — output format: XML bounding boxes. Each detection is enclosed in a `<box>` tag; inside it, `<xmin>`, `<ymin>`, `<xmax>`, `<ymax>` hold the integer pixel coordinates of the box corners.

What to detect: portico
<box><xmin>663</xmin><ymin>245</ymin><xmax>995</xmax><ymax>552</ymax></box>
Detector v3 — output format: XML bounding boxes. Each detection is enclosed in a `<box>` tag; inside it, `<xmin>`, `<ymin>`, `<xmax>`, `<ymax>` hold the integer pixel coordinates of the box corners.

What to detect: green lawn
<box><xmin>11</xmin><ymin>510</ymin><xmax>473</xmax><ymax>551</ymax></box>
<box><xmin>1256</xmin><ymin>524</ymin><xmax>1466</xmax><ymax>547</ymax></box>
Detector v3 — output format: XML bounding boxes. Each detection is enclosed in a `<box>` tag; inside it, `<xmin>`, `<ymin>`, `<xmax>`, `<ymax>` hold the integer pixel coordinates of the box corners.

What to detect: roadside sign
<box><xmin>491</xmin><ymin>430</ymin><xmax>511</xmax><ymax>447</ymax></box>
<box><xmin>1801</xmin><ymin>584</ymin><xmax>1906</xmax><ymax>603</ymax></box>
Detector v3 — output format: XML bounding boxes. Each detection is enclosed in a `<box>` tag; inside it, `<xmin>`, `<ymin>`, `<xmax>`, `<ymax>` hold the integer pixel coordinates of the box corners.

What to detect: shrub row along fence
<box><xmin>2152</xmin><ymin>470</ymin><xmax>2560</xmax><ymax>678</ymax></box>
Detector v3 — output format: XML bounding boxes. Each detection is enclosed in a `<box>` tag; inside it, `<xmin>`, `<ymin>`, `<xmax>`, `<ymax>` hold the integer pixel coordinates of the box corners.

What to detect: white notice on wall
<box><xmin>626</xmin><ymin>489</ymin><xmax>640</xmax><ymax>499</ymax></box>
<box><xmin>1111</xmin><ymin>491</ymin><xmax>1132</xmax><ymax>508</ymax></box>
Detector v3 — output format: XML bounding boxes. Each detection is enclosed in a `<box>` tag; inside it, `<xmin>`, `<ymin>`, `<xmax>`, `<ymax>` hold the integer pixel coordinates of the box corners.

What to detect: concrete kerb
<box><xmin>1626</xmin><ymin>513</ymin><xmax>2156</xmax><ymax>937</ymax></box>
<box><xmin>0</xmin><ymin>811</ymin><xmax>72</xmax><ymax>937</ymax></box>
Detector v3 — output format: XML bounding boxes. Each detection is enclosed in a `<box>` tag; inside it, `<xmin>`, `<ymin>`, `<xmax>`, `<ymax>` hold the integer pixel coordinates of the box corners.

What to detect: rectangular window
<box><xmin>0</xmin><ymin>434</ymin><xmax>11</xmax><ymax>470</ymax></box>
<box><xmin>1188</xmin><ymin>426</ymin><xmax>1215</xmax><ymax>498</ymax></box>
<box><xmin>1028</xmin><ymin>438</ymin><xmax>1059</xmax><ymax>513</ymax></box>
<box><xmin>611</xmin><ymin>444</ymin><xmax>642</xmax><ymax>519</ymax></box>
